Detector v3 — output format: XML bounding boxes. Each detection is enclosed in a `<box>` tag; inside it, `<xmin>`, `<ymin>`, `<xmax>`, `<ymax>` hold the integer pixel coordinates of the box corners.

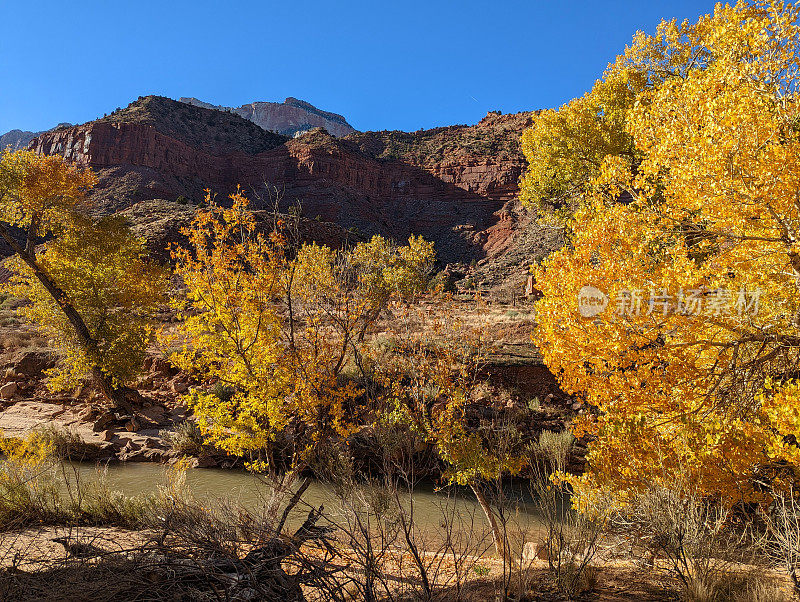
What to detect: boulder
<box><xmin>92</xmin><ymin>411</ymin><xmax>116</xmax><ymax>432</ymax></box>
<box><xmin>142</xmin><ymin>448</ymin><xmax>165</xmax><ymax>462</ymax></box>
<box><xmin>522</xmin><ymin>541</ymin><xmax>548</xmax><ymax>563</ymax></box>
<box><xmin>194</xmin><ymin>455</ymin><xmax>219</xmax><ymax>468</ymax></box>
<box><xmin>150</xmin><ymin>357</ymin><xmax>178</xmax><ymax>377</ymax></box>
<box><xmin>0</xmin><ymin>382</ymin><xmax>18</xmax><ymax>399</ymax></box>
<box><xmin>99</xmin><ymin>429</ymin><xmax>117</xmax><ymax>442</ymax></box>
<box><xmin>143</xmin><ymin>437</ymin><xmax>164</xmax><ymax>449</ymax></box>
<box><xmin>79</xmin><ymin>406</ymin><xmax>101</xmax><ymax>421</ymax></box>
<box><xmin>11</xmin><ymin>350</ymin><xmax>55</xmax><ymax>377</ymax></box>
<box><xmin>117</xmin><ymin>439</ymin><xmax>164</xmax><ymax>462</ymax></box>
<box><xmin>140</xmin><ymin>405</ymin><xmax>167</xmax><ymax>424</ymax></box>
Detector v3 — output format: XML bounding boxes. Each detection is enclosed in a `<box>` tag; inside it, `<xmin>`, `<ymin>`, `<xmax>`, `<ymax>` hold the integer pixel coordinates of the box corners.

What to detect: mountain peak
<box><xmin>96</xmin><ymin>95</ymin><xmax>286</xmax><ymax>155</ymax></box>
<box><xmin>179</xmin><ymin>96</ymin><xmax>356</xmax><ymax>137</ymax></box>
<box><xmin>1</xmin><ymin>123</ymin><xmax>74</xmax><ymax>152</ymax></box>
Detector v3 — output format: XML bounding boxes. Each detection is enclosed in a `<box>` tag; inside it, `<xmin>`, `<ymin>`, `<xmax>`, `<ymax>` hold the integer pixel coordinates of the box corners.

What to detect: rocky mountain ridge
<box><xmin>26</xmin><ymin>95</ymin><xmax>556</xmax><ymax>278</ymax></box>
<box><xmin>0</xmin><ymin>130</ymin><xmax>38</xmax><ymax>151</ymax></box>
<box><xmin>179</xmin><ymin>96</ymin><xmax>356</xmax><ymax>137</ymax></box>
<box><xmin>0</xmin><ymin>122</ymin><xmax>72</xmax><ymax>152</ymax></box>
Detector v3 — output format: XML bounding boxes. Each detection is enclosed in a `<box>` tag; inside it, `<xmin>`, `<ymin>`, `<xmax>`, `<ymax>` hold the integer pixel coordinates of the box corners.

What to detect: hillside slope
<box><xmin>29</xmin><ymin>97</ymin><xmax>558</xmax><ymax>272</ymax></box>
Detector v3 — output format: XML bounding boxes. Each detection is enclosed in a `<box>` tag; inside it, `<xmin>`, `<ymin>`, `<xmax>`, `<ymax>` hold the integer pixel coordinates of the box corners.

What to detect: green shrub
<box><xmin>161</xmin><ymin>421</ymin><xmax>207</xmax><ymax>457</ymax></box>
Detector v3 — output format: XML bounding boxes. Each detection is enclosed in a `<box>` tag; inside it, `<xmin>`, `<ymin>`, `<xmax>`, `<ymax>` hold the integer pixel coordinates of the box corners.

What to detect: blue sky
<box><xmin>1</xmin><ymin>1</ymin><xmax>717</xmax><ymax>134</ymax></box>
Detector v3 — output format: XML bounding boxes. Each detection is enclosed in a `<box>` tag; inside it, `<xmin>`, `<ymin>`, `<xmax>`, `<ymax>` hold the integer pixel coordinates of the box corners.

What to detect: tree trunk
<box><xmin>275</xmin><ymin>474</ymin><xmax>312</xmax><ymax>535</ymax></box>
<box><xmin>470</xmin><ymin>482</ymin><xmax>507</xmax><ymax>559</ymax></box>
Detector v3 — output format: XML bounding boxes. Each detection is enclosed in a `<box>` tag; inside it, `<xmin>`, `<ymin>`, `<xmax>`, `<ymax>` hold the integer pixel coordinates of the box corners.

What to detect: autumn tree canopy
<box><xmin>168</xmin><ymin>191</ymin><xmax>436</xmax><ymax>474</ymax></box>
<box><xmin>524</xmin><ymin>0</ymin><xmax>800</xmax><ymax>505</ymax></box>
<box><xmin>0</xmin><ymin>150</ymin><xmax>166</xmax><ymax>409</ymax></box>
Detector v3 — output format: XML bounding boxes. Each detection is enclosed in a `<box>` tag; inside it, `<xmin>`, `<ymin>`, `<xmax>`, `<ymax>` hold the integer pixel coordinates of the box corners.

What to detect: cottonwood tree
<box><xmin>168</xmin><ymin>190</ymin><xmax>435</xmax><ymax>519</ymax></box>
<box><xmin>0</xmin><ymin>150</ymin><xmax>165</xmax><ymax>410</ymax></box>
<box><xmin>519</xmin><ymin>75</ymin><xmax>637</xmax><ymax>220</ymax></box>
<box><xmin>525</xmin><ymin>0</ymin><xmax>800</xmax><ymax>506</ymax></box>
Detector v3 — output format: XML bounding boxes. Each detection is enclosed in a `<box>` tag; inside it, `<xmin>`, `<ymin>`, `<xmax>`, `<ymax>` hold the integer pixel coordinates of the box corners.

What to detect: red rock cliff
<box><xmin>29</xmin><ymin>98</ymin><xmax>535</xmax><ymax>263</ymax></box>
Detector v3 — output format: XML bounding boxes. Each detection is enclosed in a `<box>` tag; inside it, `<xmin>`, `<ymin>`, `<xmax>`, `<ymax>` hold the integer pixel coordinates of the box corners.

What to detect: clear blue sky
<box><xmin>1</xmin><ymin>1</ymin><xmax>717</xmax><ymax>134</ymax></box>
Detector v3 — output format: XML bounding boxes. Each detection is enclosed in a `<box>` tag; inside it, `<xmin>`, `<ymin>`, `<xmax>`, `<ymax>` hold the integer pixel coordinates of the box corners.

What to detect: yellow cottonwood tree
<box><xmin>526</xmin><ymin>0</ymin><xmax>800</xmax><ymax>505</ymax></box>
<box><xmin>0</xmin><ymin>150</ymin><xmax>165</xmax><ymax>409</ymax></box>
<box><xmin>169</xmin><ymin>191</ymin><xmax>435</xmax><ymax>476</ymax></box>
<box><xmin>7</xmin><ymin>216</ymin><xmax>165</xmax><ymax>393</ymax></box>
<box><xmin>519</xmin><ymin>77</ymin><xmax>637</xmax><ymax>219</ymax></box>
<box><xmin>169</xmin><ymin>193</ymin><xmax>310</xmax><ymax>466</ymax></box>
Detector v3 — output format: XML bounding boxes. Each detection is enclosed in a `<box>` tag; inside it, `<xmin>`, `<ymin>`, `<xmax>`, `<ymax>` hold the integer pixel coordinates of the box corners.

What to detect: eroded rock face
<box><xmin>28</xmin><ymin>98</ymin><xmax>551</xmax><ymax>266</ymax></box>
<box><xmin>0</xmin><ymin>382</ymin><xmax>18</xmax><ymax>400</ymax></box>
<box><xmin>180</xmin><ymin>96</ymin><xmax>357</xmax><ymax>138</ymax></box>
<box><xmin>11</xmin><ymin>350</ymin><xmax>56</xmax><ymax>377</ymax></box>
<box><xmin>0</xmin><ymin>123</ymin><xmax>72</xmax><ymax>152</ymax></box>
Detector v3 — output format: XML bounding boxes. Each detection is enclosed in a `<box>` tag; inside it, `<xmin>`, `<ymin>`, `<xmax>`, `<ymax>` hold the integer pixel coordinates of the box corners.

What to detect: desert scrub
<box><xmin>0</xmin><ymin>431</ymin><xmax>63</xmax><ymax>528</ymax></box>
<box><xmin>529</xmin><ymin>429</ymin><xmax>604</xmax><ymax>599</ymax></box>
<box><xmin>74</xmin><ymin>462</ymin><xmax>199</xmax><ymax>529</ymax></box>
<box><xmin>0</xmin><ymin>432</ymin><xmax>198</xmax><ymax>530</ymax></box>
<box><xmin>762</xmin><ymin>488</ymin><xmax>800</xmax><ymax>598</ymax></box>
<box><xmin>161</xmin><ymin>420</ymin><xmax>213</xmax><ymax>457</ymax></box>
<box><xmin>615</xmin><ymin>481</ymin><xmax>769</xmax><ymax>602</ymax></box>
<box><xmin>30</xmin><ymin>425</ymin><xmax>84</xmax><ymax>460</ymax></box>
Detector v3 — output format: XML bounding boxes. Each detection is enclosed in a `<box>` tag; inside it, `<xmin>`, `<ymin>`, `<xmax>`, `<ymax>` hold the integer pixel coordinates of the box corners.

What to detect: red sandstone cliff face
<box><xmin>426</xmin><ymin>157</ymin><xmax>524</xmax><ymax>200</ymax></box>
<box><xmin>29</xmin><ymin>97</ymin><xmax>546</xmax><ymax>265</ymax></box>
<box><xmin>343</xmin><ymin>110</ymin><xmax>531</xmax><ymax>202</ymax></box>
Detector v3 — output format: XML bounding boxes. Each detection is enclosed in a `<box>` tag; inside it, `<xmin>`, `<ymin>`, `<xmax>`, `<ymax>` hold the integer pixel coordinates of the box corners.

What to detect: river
<box><xmin>61</xmin><ymin>462</ymin><xmax>546</xmax><ymax>536</ymax></box>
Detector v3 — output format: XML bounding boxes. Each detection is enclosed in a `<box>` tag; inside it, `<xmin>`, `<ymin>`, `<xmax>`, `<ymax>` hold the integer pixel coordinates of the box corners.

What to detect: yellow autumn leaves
<box><xmin>524</xmin><ymin>0</ymin><xmax>800</xmax><ymax>505</ymax></box>
<box><xmin>167</xmin><ymin>190</ymin><xmax>436</xmax><ymax>472</ymax></box>
<box><xmin>7</xmin><ymin>218</ymin><xmax>166</xmax><ymax>391</ymax></box>
<box><xmin>0</xmin><ymin>150</ymin><xmax>166</xmax><ymax>395</ymax></box>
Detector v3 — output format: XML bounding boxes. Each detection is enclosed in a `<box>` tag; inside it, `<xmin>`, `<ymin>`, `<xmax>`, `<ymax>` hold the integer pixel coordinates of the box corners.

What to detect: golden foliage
<box><xmin>519</xmin><ymin>68</ymin><xmax>637</xmax><ymax>218</ymax></box>
<box><xmin>168</xmin><ymin>190</ymin><xmax>435</xmax><ymax>471</ymax></box>
<box><xmin>529</xmin><ymin>0</ymin><xmax>800</xmax><ymax>505</ymax></box>
<box><xmin>5</xmin><ymin>217</ymin><xmax>166</xmax><ymax>390</ymax></box>
<box><xmin>0</xmin><ymin>149</ymin><xmax>96</xmax><ymax>236</ymax></box>
<box><xmin>0</xmin><ymin>150</ymin><xmax>166</xmax><ymax>396</ymax></box>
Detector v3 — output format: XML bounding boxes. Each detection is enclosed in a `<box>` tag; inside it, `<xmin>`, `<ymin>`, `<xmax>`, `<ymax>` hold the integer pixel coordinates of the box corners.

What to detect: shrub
<box><xmin>0</xmin><ymin>431</ymin><xmax>62</xmax><ymax>528</ymax></box>
<box><xmin>32</xmin><ymin>424</ymin><xmax>84</xmax><ymax>460</ymax></box>
<box><xmin>160</xmin><ymin>421</ymin><xmax>208</xmax><ymax>457</ymax></box>
<box><xmin>763</xmin><ymin>489</ymin><xmax>800</xmax><ymax>598</ymax></box>
<box><xmin>616</xmin><ymin>481</ymin><xmax>767</xmax><ymax>601</ymax></box>
<box><xmin>529</xmin><ymin>429</ymin><xmax>604</xmax><ymax>598</ymax></box>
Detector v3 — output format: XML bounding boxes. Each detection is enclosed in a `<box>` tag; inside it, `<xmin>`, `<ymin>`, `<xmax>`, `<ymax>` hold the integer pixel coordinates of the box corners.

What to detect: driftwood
<box><xmin>146</xmin><ymin>505</ymin><xmax>338</xmax><ymax>601</ymax></box>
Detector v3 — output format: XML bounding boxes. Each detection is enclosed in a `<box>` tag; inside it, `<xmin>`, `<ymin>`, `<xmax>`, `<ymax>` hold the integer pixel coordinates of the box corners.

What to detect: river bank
<box><xmin>0</xmin><ymin>449</ymin><xmax>791</xmax><ymax>601</ymax></box>
<box><xmin>0</xmin><ymin>524</ymin><xmax>683</xmax><ymax>602</ymax></box>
